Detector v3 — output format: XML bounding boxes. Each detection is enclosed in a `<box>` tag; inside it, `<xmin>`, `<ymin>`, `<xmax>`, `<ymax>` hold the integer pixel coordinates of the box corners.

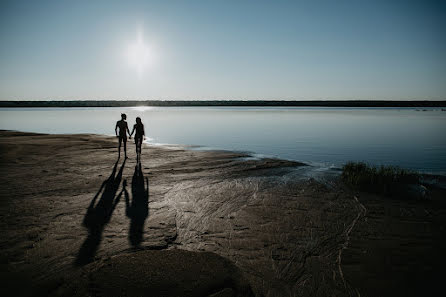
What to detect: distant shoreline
<box><xmin>1</xmin><ymin>100</ymin><xmax>446</xmax><ymax>108</ymax></box>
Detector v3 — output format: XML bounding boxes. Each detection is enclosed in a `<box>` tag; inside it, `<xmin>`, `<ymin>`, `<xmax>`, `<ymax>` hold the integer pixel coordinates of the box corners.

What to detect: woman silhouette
<box><xmin>130</xmin><ymin>117</ymin><xmax>145</xmax><ymax>161</ymax></box>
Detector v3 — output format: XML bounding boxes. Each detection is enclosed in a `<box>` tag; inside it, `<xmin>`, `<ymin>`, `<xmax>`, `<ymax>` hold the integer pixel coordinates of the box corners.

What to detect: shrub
<box><xmin>341</xmin><ymin>162</ymin><xmax>420</xmax><ymax>196</ymax></box>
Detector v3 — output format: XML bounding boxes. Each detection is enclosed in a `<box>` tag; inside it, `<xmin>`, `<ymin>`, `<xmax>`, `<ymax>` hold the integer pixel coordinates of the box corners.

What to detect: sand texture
<box><xmin>1</xmin><ymin>131</ymin><xmax>445</xmax><ymax>297</ymax></box>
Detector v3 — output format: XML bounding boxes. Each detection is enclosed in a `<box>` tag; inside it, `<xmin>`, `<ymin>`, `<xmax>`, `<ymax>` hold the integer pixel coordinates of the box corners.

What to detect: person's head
<box><xmin>136</xmin><ymin>117</ymin><xmax>142</xmax><ymax>125</ymax></box>
<box><xmin>121</xmin><ymin>113</ymin><xmax>127</xmax><ymax>120</ymax></box>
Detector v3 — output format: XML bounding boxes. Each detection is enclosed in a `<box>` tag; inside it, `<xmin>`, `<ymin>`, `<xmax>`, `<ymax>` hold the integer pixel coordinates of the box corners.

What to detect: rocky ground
<box><xmin>1</xmin><ymin>131</ymin><xmax>445</xmax><ymax>297</ymax></box>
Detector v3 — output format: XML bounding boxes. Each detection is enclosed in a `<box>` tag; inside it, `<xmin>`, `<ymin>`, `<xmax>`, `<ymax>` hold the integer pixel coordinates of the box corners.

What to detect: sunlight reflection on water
<box><xmin>1</xmin><ymin>106</ymin><xmax>445</xmax><ymax>173</ymax></box>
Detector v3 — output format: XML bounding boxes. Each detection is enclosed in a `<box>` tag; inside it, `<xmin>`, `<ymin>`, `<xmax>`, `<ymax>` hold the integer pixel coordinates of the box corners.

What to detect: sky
<box><xmin>0</xmin><ymin>0</ymin><xmax>445</xmax><ymax>101</ymax></box>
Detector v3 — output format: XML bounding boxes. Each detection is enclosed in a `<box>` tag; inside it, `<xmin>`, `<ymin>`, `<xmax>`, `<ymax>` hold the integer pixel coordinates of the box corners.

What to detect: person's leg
<box><xmin>135</xmin><ymin>138</ymin><xmax>140</xmax><ymax>162</ymax></box>
<box><xmin>124</xmin><ymin>139</ymin><xmax>127</xmax><ymax>158</ymax></box>
<box><xmin>118</xmin><ymin>138</ymin><xmax>122</xmax><ymax>158</ymax></box>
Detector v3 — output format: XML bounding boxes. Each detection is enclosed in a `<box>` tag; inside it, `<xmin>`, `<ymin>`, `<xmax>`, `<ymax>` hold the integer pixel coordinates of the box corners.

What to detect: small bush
<box><xmin>341</xmin><ymin>162</ymin><xmax>420</xmax><ymax>196</ymax></box>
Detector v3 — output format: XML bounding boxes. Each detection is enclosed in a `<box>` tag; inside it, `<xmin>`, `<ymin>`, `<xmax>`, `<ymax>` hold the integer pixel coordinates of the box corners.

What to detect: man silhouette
<box><xmin>115</xmin><ymin>113</ymin><xmax>131</xmax><ymax>159</ymax></box>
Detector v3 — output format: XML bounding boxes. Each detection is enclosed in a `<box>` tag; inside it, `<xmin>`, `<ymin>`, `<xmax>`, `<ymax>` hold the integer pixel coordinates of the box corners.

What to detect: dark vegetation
<box><xmin>342</xmin><ymin>162</ymin><xmax>422</xmax><ymax>197</ymax></box>
<box><xmin>1</xmin><ymin>100</ymin><xmax>445</xmax><ymax>108</ymax></box>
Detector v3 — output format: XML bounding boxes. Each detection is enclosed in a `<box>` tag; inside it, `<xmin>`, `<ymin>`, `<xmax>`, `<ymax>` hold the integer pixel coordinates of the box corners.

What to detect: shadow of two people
<box><xmin>75</xmin><ymin>160</ymin><xmax>149</xmax><ymax>266</ymax></box>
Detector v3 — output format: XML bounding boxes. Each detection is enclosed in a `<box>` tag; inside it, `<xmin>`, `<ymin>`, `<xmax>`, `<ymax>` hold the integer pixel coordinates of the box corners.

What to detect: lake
<box><xmin>1</xmin><ymin>107</ymin><xmax>445</xmax><ymax>174</ymax></box>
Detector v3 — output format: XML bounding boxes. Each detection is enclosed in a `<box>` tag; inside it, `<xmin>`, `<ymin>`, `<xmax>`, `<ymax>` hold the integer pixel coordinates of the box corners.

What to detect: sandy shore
<box><xmin>1</xmin><ymin>131</ymin><xmax>445</xmax><ymax>297</ymax></box>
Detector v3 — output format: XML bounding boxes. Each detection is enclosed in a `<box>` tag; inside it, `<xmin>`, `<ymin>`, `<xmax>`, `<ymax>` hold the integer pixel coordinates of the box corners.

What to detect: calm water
<box><xmin>1</xmin><ymin>107</ymin><xmax>445</xmax><ymax>174</ymax></box>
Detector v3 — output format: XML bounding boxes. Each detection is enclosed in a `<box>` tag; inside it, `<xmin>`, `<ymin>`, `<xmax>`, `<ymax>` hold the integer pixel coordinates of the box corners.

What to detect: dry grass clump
<box><xmin>342</xmin><ymin>162</ymin><xmax>420</xmax><ymax>197</ymax></box>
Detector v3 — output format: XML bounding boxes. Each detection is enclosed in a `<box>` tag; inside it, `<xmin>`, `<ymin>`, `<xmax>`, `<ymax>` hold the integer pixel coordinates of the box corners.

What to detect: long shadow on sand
<box><xmin>75</xmin><ymin>159</ymin><xmax>126</xmax><ymax>266</ymax></box>
<box><xmin>125</xmin><ymin>162</ymin><xmax>149</xmax><ymax>247</ymax></box>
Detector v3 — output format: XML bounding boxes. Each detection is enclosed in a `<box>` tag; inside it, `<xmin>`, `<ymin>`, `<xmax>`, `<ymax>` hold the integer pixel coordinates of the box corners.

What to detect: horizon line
<box><xmin>1</xmin><ymin>100</ymin><xmax>445</xmax><ymax>108</ymax></box>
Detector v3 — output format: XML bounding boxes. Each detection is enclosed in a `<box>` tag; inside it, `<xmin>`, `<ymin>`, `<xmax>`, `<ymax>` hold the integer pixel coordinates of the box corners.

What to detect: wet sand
<box><xmin>1</xmin><ymin>131</ymin><xmax>445</xmax><ymax>297</ymax></box>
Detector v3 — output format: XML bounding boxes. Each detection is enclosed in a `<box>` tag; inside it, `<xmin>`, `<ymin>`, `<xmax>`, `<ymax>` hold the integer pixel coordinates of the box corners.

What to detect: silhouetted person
<box><xmin>125</xmin><ymin>162</ymin><xmax>149</xmax><ymax>246</ymax></box>
<box><xmin>75</xmin><ymin>160</ymin><xmax>126</xmax><ymax>265</ymax></box>
<box><xmin>115</xmin><ymin>113</ymin><xmax>131</xmax><ymax>159</ymax></box>
<box><xmin>130</xmin><ymin>117</ymin><xmax>145</xmax><ymax>161</ymax></box>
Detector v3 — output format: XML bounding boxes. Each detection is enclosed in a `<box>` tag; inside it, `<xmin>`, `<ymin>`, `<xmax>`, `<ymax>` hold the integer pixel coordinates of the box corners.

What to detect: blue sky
<box><xmin>0</xmin><ymin>0</ymin><xmax>445</xmax><ymax>100</ymax></box>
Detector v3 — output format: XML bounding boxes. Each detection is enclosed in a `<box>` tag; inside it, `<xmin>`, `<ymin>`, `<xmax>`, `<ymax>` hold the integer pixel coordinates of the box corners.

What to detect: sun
<box><xmin>126</xmin><ymin>32</ymin><xmax>151</xmax><ymax>77</ymax></box>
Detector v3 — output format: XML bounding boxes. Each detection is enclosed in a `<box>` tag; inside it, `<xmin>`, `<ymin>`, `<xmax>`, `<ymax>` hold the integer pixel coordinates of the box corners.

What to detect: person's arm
<box><xmin>130</xmin><ymin>125</ymin><xmax>135</xmax><ymax>137</ymax></box>
<box><xmin>123</xmin><ymin>180</ymin><xmax>131</xmax><ymax>217</ymax></box>
<box><xmin>125</xmin><ymin>122</ymin><xmax>132</xmax><ymax>138</ymax></box>
<box><xmin>89</xmin><ymin>180</ymin><xmax>106</xmax><ymax>209</ymax></box>
<box><xmin>126</xmin><ymin>123</ymin><xmax>131</xmax><ymax>138</ymax></box>
<box><xmin>115</xmin><ymin>121</ymin><xmax>119</xmax><ymax>137</ymax></box>
<box><xmin>143</xmin><ymin>125</ymin><xmax>146</xmax><ymax>140</ymax></box>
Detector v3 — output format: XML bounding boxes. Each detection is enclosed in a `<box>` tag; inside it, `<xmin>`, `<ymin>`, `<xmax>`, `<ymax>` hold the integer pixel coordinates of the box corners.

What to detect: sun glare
<box><xmin>132</xmin><ymin>106</ymin><xmax>154</xmax><ymax>112</ymax></box>
<box><xmin>126</xmin><ymin>32</ymin><xmax>152</xmax><ymax>77</ymax></box>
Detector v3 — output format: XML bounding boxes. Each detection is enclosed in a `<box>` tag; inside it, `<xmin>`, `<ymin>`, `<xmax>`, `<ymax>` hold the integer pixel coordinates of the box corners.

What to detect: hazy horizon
<box><xmin>2</xmin><ymin>99</ymin><xmax>446</xmax><ymax>102</ymax></box>
<box><xmin>1</xmin><ymin>0</ymin><xmax>445</xmax><ymax>101</ymax></box>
